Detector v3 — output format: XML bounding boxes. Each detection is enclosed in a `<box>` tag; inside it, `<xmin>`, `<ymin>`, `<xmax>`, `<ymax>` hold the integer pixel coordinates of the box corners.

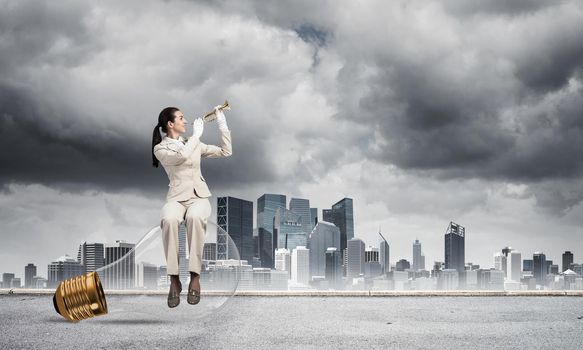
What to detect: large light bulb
<box><xmin>53</xmin><ymin>220</ymin><xmax>242</xmax><ymax>322</ymax></box>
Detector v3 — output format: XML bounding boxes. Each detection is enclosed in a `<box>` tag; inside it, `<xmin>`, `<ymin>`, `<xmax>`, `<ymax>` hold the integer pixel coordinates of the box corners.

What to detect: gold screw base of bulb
<box><xmin>53</xmin><ymin>271</ymin><xmax>108</xmax><ymax>322</ymax></box>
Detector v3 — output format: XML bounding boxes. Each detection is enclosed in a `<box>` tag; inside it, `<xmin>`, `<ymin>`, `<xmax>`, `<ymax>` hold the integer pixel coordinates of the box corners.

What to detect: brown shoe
<box><xmin>167</xmin><ymin>285</ymin><xmax>182</xmax><ymax>308</ymax></box>
<box><xmin>187</xmin><ymin>288</ymin><xmax>200</xmax><ymax>305</ymax></box>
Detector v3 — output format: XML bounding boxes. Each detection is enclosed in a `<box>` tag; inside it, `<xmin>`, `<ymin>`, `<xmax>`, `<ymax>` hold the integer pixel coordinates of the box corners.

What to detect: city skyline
<box><xmin>1</xmin><ymin>191</ymin><xmax>580</xmax><ymax>284</ymax></box>
<box><xmin>1</xmin><ymin>1</ymin><xmax>583</xmax><ymax>286</ymax></box>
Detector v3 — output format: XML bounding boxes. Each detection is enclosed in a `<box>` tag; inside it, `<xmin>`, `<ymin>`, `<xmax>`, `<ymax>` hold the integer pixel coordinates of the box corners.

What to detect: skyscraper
<box><xmin>323</xmin><ymin>198</ymin><xmax>354</xmax><ymax>254</ymax></box>
<box><xmin>256</xmin><ymin>194</ymin><xmax>286</xmax><ymax>268</ymax></box>
<box><xmin>346</xmin><ymin>238</ymin><xmax>365</xmax><ymax>278</ymax></box>
<box><xmin>502</xmin><ymin>246</ymin><xmax>513</xmax><ymax>276</ymax></box>
<box><xmin>289</xmin><ymin>197</ymin><xmax>312</xmax><ymax>236</ymax></box>
<box><xmin>291</xmin><ymin>246</ymin><xmax>310</xmax><ymax>285</ymax></box>
<box><xmin>217</xmin><ymin>196</ymin><xmax>254</xmax><ymax>264</ymax></box>
<box><xmin>413</xmin><ymin>239</ymin><xmax>425</xmax><ymax>271</ymax></box>
<box><xmin>325</xmin><ymin>247</ymin><xmax>342</xmax><ymax>288</ymax></box>
<box><xmin>444</xmin><ymin>221</ymin><xmax>465</xmax><ymax>273</ymax></box>
<box><xmin>2</xmin><ymin>273</ymin><xmax>15</xmax><ymax>289</ymax></box>
<box><xmin>274</xmin><ymin>248</ymin><xmax>291</xmax><ymax>279</ymax></box>
<box><xmin>533</xmin><ymin>252</ymin><xmax>547</xmax><ymax>286</ymax></box>
<box><xmin>507</xmin><ymin>250</ymin><xmax>522</xmax><ymax>283</ymax></box>
<box><xmin>310</xmin><ymin>207</ymin><xmax>318</xmax><ymax>229</ymax></box>
<box><xmin>563</xmin><ymin>251</ymin><xmax>574</xmax><ymax>273</ymax></box>
<box><xmin>307</xmin><ymin>221</ymin><xmax>341</xmax><ymax>278</ymax></box>
<box><xmin>104</xmin><ymin>241</ymin><xmax>135</xmax><ymax>290</ymax></box>
<box><xmin>274</xmin><ymin>207</ymin><xmax>306</xmax><ymax>251</ymax></box>
<box><xmin>379</xmin><ymin>232</ymin><xmax>390</xmax><ymax>275</ymax></box>
<box><xmin>494</xmin><ymin>252</ymin><xmax>505</xmax><ymax>271</ymax></box>
<box><xmin>48</xmin><ymin>255</ymin><xmax>85</xmax><ymax>288</ymax></box>
<box><xmin>24</xmin><ymin>263</ymin><xmax>37</xmax><ymax>288</ymax></box>
<box><xmin>77</xmin><ymin>242</ymin><xmax>105</xmax><ymax>272</ymax></box>
<box><xmin>365</xmin><ymin>246</ymin><xmax>379</xmax><ymax>262</ymax></box>
<box><xmin>396</xmin><ymin>259</ymin><xmax>411</xmax><ymax>271</ymax></box>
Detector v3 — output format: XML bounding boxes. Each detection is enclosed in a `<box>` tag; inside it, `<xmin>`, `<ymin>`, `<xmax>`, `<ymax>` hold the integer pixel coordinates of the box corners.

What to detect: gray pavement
<box><xmin>1</xmin><ymin>295</ymin><xmax>583</xmax><ymax>349</ymax></box>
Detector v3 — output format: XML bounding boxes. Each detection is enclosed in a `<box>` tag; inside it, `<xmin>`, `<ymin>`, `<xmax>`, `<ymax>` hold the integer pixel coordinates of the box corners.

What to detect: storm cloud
<box><xmin>1</xmin><ymin>0</ymin><xmax>582</xmax><ymax>277</ymax></box>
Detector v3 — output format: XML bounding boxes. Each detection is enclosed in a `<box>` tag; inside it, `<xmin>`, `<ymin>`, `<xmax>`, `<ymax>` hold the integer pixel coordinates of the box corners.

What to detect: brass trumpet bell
<box><xmin>202</xmin><ymin>100</ymin><xmax>230</xmax><ymax>123</ymax></box>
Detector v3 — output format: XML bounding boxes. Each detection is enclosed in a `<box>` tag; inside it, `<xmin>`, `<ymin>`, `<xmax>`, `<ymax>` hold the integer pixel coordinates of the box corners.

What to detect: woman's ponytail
<box><xmin>152</xmin><ymin>107</ymin><xmax>180</xmax><ymax>168</ymax></box>
<box><xmin>152</xmin><ymin>124</ymin><xmax>162</xmax><ymax>168</ymax></box>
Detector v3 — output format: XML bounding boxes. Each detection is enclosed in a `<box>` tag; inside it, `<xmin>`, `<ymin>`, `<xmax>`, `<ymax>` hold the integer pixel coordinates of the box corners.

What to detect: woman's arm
<box><xmin>154</xmin><ymin>136</ymin><xmax>201</xmax><ymax>166</ymax></box>
<box><xmin>200</xmin><ymin>130</ymin><xmax>232</xmax><ymax>158</ymax></box>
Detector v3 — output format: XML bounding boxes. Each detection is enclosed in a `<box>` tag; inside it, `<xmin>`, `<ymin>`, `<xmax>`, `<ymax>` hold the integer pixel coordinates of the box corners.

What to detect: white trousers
<box><xmin>160</xmin><ymin>195</ymin><xmax>211</xmax><ymax>275</ymax></box>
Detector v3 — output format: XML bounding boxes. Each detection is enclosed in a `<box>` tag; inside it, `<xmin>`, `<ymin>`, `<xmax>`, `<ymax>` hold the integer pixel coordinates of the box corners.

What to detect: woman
<box><xmin>152</xmin><ymin>106</ymin><xmax>232</xmax><ymax>308</ymax></box>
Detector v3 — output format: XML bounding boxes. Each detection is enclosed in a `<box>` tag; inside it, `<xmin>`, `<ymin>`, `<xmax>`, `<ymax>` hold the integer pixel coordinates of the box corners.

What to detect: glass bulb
<box><xmin>53</xmin><ymin>220</ymin><xmax>242</xmax><ymax>322</ymax></box>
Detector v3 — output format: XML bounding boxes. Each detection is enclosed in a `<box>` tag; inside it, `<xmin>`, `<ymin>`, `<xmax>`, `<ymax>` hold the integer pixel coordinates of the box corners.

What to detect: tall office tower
<box><xmin>307</xmin><ymin>221</ymin><xmax>341</xmax><ymax>278</ymax></box>
<box><xmin>379</xmin><ymin>232</ymin><xmax>390</xmax><ymax>275</ymax></box>
<box><xmin>413</xmin><ymin>239</ymin><xmax>425</xmax><ymax>271</ymax></box>
<box><xmin>137</xmin><ymin>262</ymin><xmax>158</xmax><ymax>289</ymax></box>
<box><xmin>494</xmin><ymin>252</ymin><xmax>505</xmax><ymax>272</ymax></box>
<box><xmin>396</xmin><ymin>259</ymin><xmax>411</xmax><ymax>271</ymax></box>
<box><xmin>217</xmin><ymin>196</ymin><xmax>254</xmax><ymax>265</ymax></box>
<box><xmin>533</xmin><ymin>252</ymin><xmax>547</xmax><ymax>286</ymax></box>
<box><xmin>289</xmin><ymin>198</ymin><xmax>312</xmax><ymax>235</ymax></box>
<box><xmin>203</xmin><ymin>243</ymin><xmax>217</xmax><ymax>261</ymax></box>
<box><xmin>507</xmin><ymin>251</ymin><xmax>522</xmax><ymax>282</ymax></box>
<box><xmin>104</xmin><ymin>241</ymin><xmax>135</xmax><ymax>290</ymax></box>
<box><xmin>545</xmin><ymin>260</ymin><xmax>553</xmax><ymax>275</ymax></box>
<box><xmin>77</xmin><ymin>242</ymin><xmax>105</xmax><ymax>272</ymax></box>
<box><xmin>256</xmin><ymin>194</ymin><xmax>286</xmax><ymax>268</ymax></box>
<box><xmin>310</xmin><ymin>208</ymin><xmax>318</xmax><ymax>229</ymax></box>
<box><xmin>274</xmin><ymin>248</ymin><xmax>291</xmax><ymax>279</ymax></box>
<box><xmin>365</xmin><ymin>246</ymin><xmax>379</xmax><ymax>262</ymax></box>
<box><xmin>325</xmin><ymin>247</ymin><xmax>342</xmax><ymax>287</ymax></box>
<box><xmin>274</xmin><ymin>208</ymin><xmax>306</xmax><ymax>251</ymax></box>
<box><xmin>291</xmin><ymin>246</ymin><xmax>310</xmax><ymax>285</ymax></box>
<box><xmin>47</xmin><ymin>255</ymin><xmax>85</xmax><ymax>288</ymax></box>
<box><xmin>24</xmin><ymin>263</ymin><xmax>37</xmax><ymax>288</ymax></box>
<box><xmin>2</xmin><ymin>273</ymin><xmax>15</xmax><ymax>288</ymax></box>
<box><xmin>523</xmin><ymin>259</ymin><xmax>533</xmax><ymax>272</ymax></box>
<box><xmin>501</xmin><ymin>246</ymin><xmax>512</xmax><ymax>275</ymax></box>
<box><xmin>346</xmin><ymin>238</ymin><xmax>365</xmax><ymax>278</ymax></box>
<box><xmin>563</xmin><ymin>251</ymin><xmax>574</xmax><ymax>273</ymax></box>
<box><xmin>258</xmin><ymin>228</ymin><xmax>274</xmax><ymax>268</ymax></box>
<box><xmin>323</xmin><ymin>198</ymin><xmax>354</xmax><ymax>255</ymax></box>
<box><xmin>444</xmin><ymin>222</ymin><xmax>465</xmax><ymax>273</ymax></box>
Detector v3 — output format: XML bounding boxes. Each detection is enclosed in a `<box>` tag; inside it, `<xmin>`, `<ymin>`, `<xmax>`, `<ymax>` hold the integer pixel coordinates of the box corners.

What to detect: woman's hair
<box><xmin>152</xmin><ymin>107</ymin><xmax>180</xmax><ymax>168</ymax></box>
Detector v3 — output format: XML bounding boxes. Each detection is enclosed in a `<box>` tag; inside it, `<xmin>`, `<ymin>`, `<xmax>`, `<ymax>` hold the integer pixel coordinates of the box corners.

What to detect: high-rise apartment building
<box><xmin>323</xmin><ymin>198</ymin><xmax>354</xmax><ymax>255</ymax></box>
<box><xmin>24</xmin><ymin>263</ymin><xmax>37</xmax><ymax>288</ymax></box>
<box><xmin>77</xmin><ymin>242</ymin><xmax>105</xmax><ymax>272</ymax></box>
<box><xmin>289</xmin><ymin>198</ymin><xmax>312</xmax><ymax>236</ymax></box>
<box><xmin>533</xmin><ymin>252</ymin><xmax>547</xmax><ymax>286</ymax></box>
<box><xmin>444</xmin><ymin>222</ymin><xmax>465</xmax><ymax>273</ymax></box>
<box><xmin>346</xmin><ymin>238</ymin><xmax>365</xmax><ymax>278</ymax></box>
<box><xmin>307</xmin><ymin>221</ymin><xmax>341</xmax><ymax>278</ymax></box>
<box><xmin>217</xmin><ymin>196</ymin><xmax>254</xmax><ymax>264</ymax></box>
<box><xmin>291</xmin><ymin>246</ymin><xmax>310</xmax><ymax>285</ymax></box>
<box><xmin>413</xmin><ymin>239</ymin><xmax>425</xmax><ymax>271</ymax></box>
<box><xmin>256</xmin><ymin>194</ymin><xmax>286</xmax><ymax>268</ymax></box>
<box><xmin>103</xmin><ymin>241</ymin><xmax>135</xmax><ymax>290</ymax></box>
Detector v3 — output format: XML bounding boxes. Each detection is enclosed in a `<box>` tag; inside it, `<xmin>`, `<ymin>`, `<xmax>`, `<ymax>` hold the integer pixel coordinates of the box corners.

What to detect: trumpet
<box><xmin>191</xmin><ymin>100</ymin><xmax>231</xmax><ymax>124</ymax></box>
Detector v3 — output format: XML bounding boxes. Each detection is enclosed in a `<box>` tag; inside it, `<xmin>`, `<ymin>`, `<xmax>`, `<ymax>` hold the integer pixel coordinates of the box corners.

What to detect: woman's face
<box><xmin>168</xmin><ymin>110</ymin><xmax>188</xmax><ymax>134</ymax></box>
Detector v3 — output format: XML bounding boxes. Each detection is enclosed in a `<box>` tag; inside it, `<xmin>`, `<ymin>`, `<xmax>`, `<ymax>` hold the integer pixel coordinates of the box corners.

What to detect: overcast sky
<box><xmin>1</xmin><ymin>0</ymin><xmax>583</xmax><ymax>280</ymax></box>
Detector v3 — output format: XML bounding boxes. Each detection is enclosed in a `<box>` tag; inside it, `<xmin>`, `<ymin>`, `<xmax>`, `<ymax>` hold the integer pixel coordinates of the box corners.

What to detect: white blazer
<box><xmin>154</xmin><ymin>130</ymin><xmax>232</xmax><ymax>202</ymax></box>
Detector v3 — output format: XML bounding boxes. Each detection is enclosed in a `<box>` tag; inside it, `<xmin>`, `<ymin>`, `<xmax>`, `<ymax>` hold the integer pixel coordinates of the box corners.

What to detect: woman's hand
<box><xmin>214</xmin><ymin>105</ymin><xmax>229</xmax><ymax>132</ymax></box>
<box><xmin>192</xmin><ymin>118</ymin><xmax>204</xmax><ymax>138</ymax></box>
